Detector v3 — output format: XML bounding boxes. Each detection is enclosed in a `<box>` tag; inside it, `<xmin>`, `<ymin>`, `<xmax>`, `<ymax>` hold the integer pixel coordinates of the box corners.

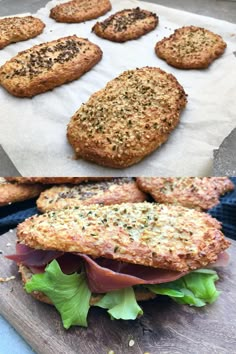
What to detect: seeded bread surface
<box><xmin>67</xmin><ymin>66</ymin><xmax>187</xmax><ymax>168</ymax></box>
<box><xmin>36</xmin><ymin>178</ymin><xmax>147</xmax><ymax>212</ymax></box>
<box><xmin>92</xmin><ymin>7</ymin><xmax>158</xmax><ymax>42</ymax></box>
<box><xmin>136</xmin><ymin>177</ymin><xmax>234</xmax><ymax>211</ymax></box>
<box><xmin>0</xmin><ymin>16</ymin><xmax>45</xmax><ymax>50</ymax></box>
<box><xmin>17</xmin><ymin>202</ymin><xmax>230</xmax><ymax>272</ymax></box>
<box><xmin>0</xmin><ymin>35</ymin><xmax>102</xmax><ymax>97</ymax></box>
<box><xmin>50</xmin><ymin>0</ymin><xmax>111</xmax><ymax>23</ymax></box>
<box><xmin>155</xmin><ymin>26</ymin><xmax>226</xmax><ymax>69</ymax></box>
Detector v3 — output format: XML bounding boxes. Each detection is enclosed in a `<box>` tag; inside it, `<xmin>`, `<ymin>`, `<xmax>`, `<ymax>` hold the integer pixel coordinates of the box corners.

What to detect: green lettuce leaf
<box><xmin>25</xmin><ymin>259</ymin><xmax>91</xmax><ymax>329</ymax></box>
<box><xmin>95</xmin><ymin>287</ymin><xmax>143</xmax><ymax>320</ymax></box>
<box><xmin>146</xmin><ymin>269</ymin><xmax>220</xmax><ymax>307</ymax></box>
<box><xmin>144</xmin><ymin>284</ymin><xmax>184</xmax><ymax>298</ymax></box>
<box><xmin>25</xmin><ymin>260</ymin><xmax>220</xmax><ymax>329</ymax></box>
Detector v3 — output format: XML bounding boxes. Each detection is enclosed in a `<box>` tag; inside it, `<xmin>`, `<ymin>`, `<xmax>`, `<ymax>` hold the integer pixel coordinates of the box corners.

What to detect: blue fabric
<box><xmin>0</xmin><ymin>179</ymin><xmax>235</xmax><ymax>239</ymax></box>
<box><xmin>0</xmin><ymin>207</ymin><xmax>38</xmax><ymax>227</ymax></box>
<box><xmin>0</xmin><ymin>199</ymin><xmax>38</xmax><ymax>235</ymax></box>
<box><xmin>208</xmin><ymin>177</ymin><xmax>236</xmax><ymax>240</ymax></box>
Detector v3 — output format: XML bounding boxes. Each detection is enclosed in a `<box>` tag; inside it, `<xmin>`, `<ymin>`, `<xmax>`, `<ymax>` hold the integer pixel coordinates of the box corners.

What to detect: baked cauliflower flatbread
<box><xmin>0</xmin><ymin>178</ymin><xmax>45</xmax><ymax>206</ymax></box>
<box><xmin>67</xmin><ymin>67</ymin><xmax>187</xmax><ymax>168</ymax></box>
<box><xmin>37</xmin><ymin>178</ymin><xmax>147</xmax><ymax>212</ymax></box>
<box><xmin>136</xmin><ymin>177</ymin><xmax>234</xmax><ymax>210</ymax></box>
<box><xmin>50</xmin><ymin>0</ymin><xmax>111</xmax><ymax>23</ymax></box>
<box><xmin>0</xmin><ymin>36</ymin><xmax>102</xmax><ymax>97</ymax></box>
<box><xmin>155</xmin><ymin>26</ymin><xmax>226</xmax><ymax>69</ymax></box>
<box><xmin>0</xmin><ymin>16</ymin><xmax>45</xmax><ymax>49</ymax></box>
<box><xmin>92</xmin><ymin>7</ymin><xmax>158</xmax><ymax>42</ymax></box>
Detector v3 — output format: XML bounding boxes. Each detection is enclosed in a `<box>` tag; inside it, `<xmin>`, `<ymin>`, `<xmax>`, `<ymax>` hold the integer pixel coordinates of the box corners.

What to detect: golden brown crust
<box><xmin>155</xmin><ymin>26</ymin><xmax>226</xmax><ymax>69</ymax></box>
<box><xmin>0</xmin><ymin>178</ymin><xmax>45</xmax><ymax>206</ymax></box>
<box><xmin>92</xmin><ymin>7</ymin><xmax>158</xmax><ymax>42</ymax></box>
<box><xmin>67</xmin><ymin>66</ymin><xmax>187</xmax><ymax>168</ymax></box>
<box><xmin>208</xmin><ymin>177</ymin><xmax>235</xmax><ymax>195</ymax></box>
<box><xmin>0</xmin><ymin>16</ymin><xmax>45</xmax><ymax>50</ymax></box>
<box><xmin>5</xmin><ymin>177</ymin><xmax>111</xmax><ymax>185</ymax></box>
<box><xmin>136</xmin><ymin>177</ymin><xmax>235</xmax><ymax>211</ymax></box>
<box><xmin>36</xmin><ymin>178</ymin><xmax>147</xmax><ymax>212</ymax></box>
<box><xmin>17</xmin><ymin>202</ymin><xmax>230</xmax><ymax>272</ymax></box>
<box><xmin>19</xmin><ymin>264</ymin><xmax>156</xmax><ymax>305</ymax></box>
<box><xmin>0</xmin><ymin>35</ymin><xmax>102</xmax><ymax>97</ymax></box>
<box><xmin>50</xmin><ymin>0</ymin><xmax>111</xmax><ymax>23</ymax></box>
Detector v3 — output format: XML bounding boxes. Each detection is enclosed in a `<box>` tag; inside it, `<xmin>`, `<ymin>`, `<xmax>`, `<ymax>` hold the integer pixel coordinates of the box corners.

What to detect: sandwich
<box><xmin>6</xmin><ymin>202</ymin><xmax>230</xmax><ymax>329</ymax></box>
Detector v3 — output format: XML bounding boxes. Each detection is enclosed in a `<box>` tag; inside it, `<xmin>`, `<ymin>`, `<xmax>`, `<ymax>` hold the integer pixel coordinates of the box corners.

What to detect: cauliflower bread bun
<box><xmin>0</xmin><ymin>16</ymin><xmax>45</xmax><ymax>50</ymax></box>
<box><xmin>67</xmin><ymin>67</ymin><xmax>187</xmax><ymax>168</ymax></box>
<box><xmin>36</xmin><ymin>178</ymin><xmax>147</xmax><ymax>213</ymax></box>
<box><xmin>7</xmin><ymin>202</ymin><xmax>230</xmax><ymax>329</ymax></box>
<box><xmin>155</xmin><ymin>26</ymin><xmax>226</xmax><ymax>69</ymax></box>
<box><xmin>0</xmin><ymin>178</ymin><xmax>45</xmax><ymax>206</ymax></box>
<box><xmin>137</xmin><ymin>177</ymin><xmax>234</xmax><ymax>211</ymax></box>
<box><xmin>92</xmin><ymin>7</ymin><xmax>158</xmax><ymax>42</ymax></box>
<box><xmin>0</xmin><ymin>36</ymin><xmax>102</xmax><ymax>97</ymax></box>
<box><xmin>5</xmin><ymin>177</ymin><xmax>111</xmax><ymax>185</ymax></box>
<box><xmin>50</xmin><ymin>0</ymin><xmax>111</xmax><ymax>23</ymax></box>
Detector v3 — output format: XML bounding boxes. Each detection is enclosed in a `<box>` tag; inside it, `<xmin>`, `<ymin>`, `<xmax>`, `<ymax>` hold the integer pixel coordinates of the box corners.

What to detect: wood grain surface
<box><xmin>1</xmin><ymin>229</ymin><xmax>236</xmax><ymax>354</ymax></box>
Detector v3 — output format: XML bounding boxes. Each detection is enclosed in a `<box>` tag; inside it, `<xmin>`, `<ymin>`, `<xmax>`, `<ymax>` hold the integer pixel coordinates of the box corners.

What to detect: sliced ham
<box><xmin>6</xmin><ymin>244</ymin><xmax>82</xmax><ymax>274</ymax></box>
<box><xmin>79</xmin><ymin>254</ymin><xmax>187</xmax><ymax>293</ymax></box>
<box><xmin>27</xmin><ymin>254</ymin><xmax>83</xmax><ymax>274</ymax></box>
<box><xmin>82</xmin><ymin>251</ymin><xmax>229</xmax><ymax>293</ymax></box>
<box><xmin>57</xmin><ymin>254</ymin><xmax>83</xmax><ymax>274</ymax></box>
<box><xmin>6</xmin><ymin>244</ymin><xmax>229</xmax><ymax>294</ymax></box>
<box><xmin>28</xmin><ymin>265</ymin><xmax>45</xmax><ymax>274</ymax></box>
<box><xmin>5</xmin><ymin>243</ymin><xmax>63</xmax><ymax>267</ymax></box>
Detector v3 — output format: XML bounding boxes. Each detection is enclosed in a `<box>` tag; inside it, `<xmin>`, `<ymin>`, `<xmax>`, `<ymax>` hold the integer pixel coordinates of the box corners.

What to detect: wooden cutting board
<box><xmin>1</xmin><ymin>229</ymin><xmax>236</xmax><ymax>354</ymax></box>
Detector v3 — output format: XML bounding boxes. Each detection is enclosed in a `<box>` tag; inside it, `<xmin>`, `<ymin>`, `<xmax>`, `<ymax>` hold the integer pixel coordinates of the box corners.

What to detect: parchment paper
<box><xmin>0</xmin><ymin>0</ymin><xmax>236</xmax><ymax>176</ymax></box>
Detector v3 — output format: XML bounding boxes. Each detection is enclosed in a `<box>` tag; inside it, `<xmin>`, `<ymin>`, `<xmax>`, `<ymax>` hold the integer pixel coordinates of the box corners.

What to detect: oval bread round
<box><xmin>50</xmin><ymin>0</ymin><xmax>112</xmax><ymax>23</ymax></box>
<box><xmin>0</xmin><ymin>35</ymin><xmax>102</xmax><ymax>97</ymax></box>
<box><xmin>136</xmin><ymin>177</ymin><xmax>235</xmax><ymax>211</ymax></box>
<box><xmin>0</xmin><ymin>16</ymin><xmax>45</xmax><ymax>50</ymax></box>
<box><xmin>0</xmin><ymin>179</ymin><xmax>45</xmax><ymax>206</ymax></box>
<box><xmin>155</xmin><ymin>26</ymin><xmax>227</xmax><ymax>69</ymax></box>
<box><xmin>67</xmin><ymin>66</ymin><xmax>187</xmax><ymax>168</ymax></box>
<box><xmin>92</xmin><ymin>7</ymin><xmax>158</xmax><ymax>42</ymax></box>
<box><xmin>36</xmin><ymin>178</ymin><xmax>147</xmax><ymax>213</ymax></box>
<box><xmin>17</xmin><ymin>202</ymin><xmax>230</xmax><ymax>272</ymax></box>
